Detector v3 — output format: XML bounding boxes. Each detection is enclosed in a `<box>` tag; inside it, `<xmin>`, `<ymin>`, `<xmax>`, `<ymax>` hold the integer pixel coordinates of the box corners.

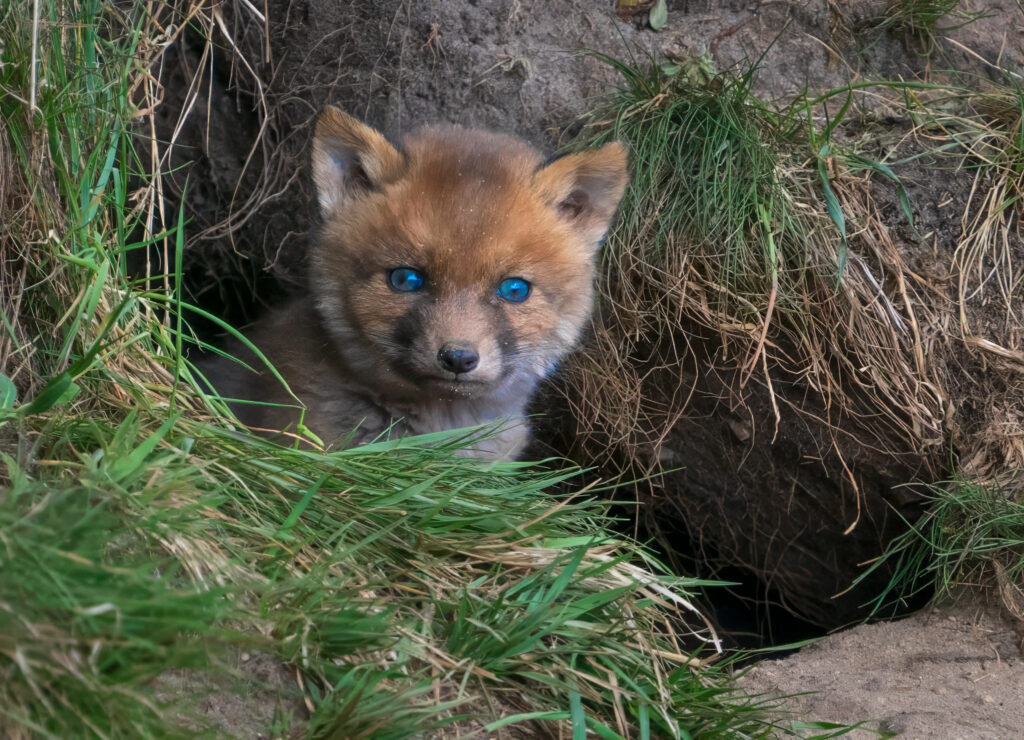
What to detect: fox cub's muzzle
<box><xmin>437</xmin><ymin>343</ymin><xmax>479</xmax><ymax>375</ymax></box>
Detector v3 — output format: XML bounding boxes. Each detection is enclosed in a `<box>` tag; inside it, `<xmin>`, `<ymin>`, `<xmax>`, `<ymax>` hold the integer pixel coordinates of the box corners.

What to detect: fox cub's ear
<box><xmin>312</xmin><ymin>107</ymin><xmax>405</xmax><ymax>213</ymax></box>
<box><xmin>534</xmin><ymin>142</ymin><xmax>629</xmax><ymax>249</ymax></box>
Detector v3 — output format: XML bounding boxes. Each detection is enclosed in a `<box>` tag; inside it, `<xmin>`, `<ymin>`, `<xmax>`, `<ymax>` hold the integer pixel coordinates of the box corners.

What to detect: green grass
<box><xmin>0</xmin><ymin>1</ymin><xmax>833</xmax><ymax>737</ymax></box>
<box><xmin>856</xmin><ymin>476</ymin><xmax>1024</xmax><ymax>615</ymax></box>
<box><xmin>0</xmin><ymin>426</ymin><xmax>240</xmax><ymax>737</ymax></box>
<box><xmin>5</xmin><ymin>410</ymin><xmax>732</xmax><ymax>737</ymax></box>
<box><xmin>876</xmin><ymin>0</ymin><xmax>987</xmax><ymax>55</ymax></box>
<box><xmin>885</xmin><ymin>0</ymin><xmax>962</xmax><ymax>35</ymax></box>
<box><xmin>583</xmin><ymin>55</ymin><xmax>807</xmax><ymax>329</ymax></box>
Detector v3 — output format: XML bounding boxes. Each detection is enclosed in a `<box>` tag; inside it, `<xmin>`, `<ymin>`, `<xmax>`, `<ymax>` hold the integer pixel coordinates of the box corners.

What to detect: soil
<box><xmin>737</xmin><ymin>592</ymin><xmax>1024</xmax><ymax>738</ymax></box>
<box><xmin>152</xmin><ymin>652</ymin><xmax>305</xmax><ymax>738</ymax></box>
<box><xmin>154</xmin><ymin>0</ymin><xmax>1024</xmax><ymax>734</ymax></box>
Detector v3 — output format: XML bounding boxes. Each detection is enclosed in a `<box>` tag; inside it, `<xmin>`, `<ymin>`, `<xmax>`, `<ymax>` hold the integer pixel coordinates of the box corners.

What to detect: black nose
<box><xmin>438</xmin><ymin>344</ymin><xmax>479</xmax><ymax>374</ymax></box>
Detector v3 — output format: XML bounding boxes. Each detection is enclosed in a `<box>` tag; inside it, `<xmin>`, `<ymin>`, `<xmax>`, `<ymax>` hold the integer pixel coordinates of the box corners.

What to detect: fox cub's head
<box><xmin>309</xmin><ymin>107</ymin><xmax>628</xmax><ymax>403</ymax></box>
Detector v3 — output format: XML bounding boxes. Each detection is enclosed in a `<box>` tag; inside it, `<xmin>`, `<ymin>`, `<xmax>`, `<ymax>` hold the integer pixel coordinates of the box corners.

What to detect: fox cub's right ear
<box><xmin>312</xmin><ymin>107</ymin><xmax>405</xmax><ymax>213</ymax></box>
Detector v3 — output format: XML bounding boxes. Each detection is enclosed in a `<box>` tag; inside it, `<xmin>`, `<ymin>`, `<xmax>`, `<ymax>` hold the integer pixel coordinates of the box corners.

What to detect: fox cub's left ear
<box><xmin>312</xmin><ymin>106</ymin><xmax>405</xmax><ymax>213</ymax></box>
<box><xmin>534</xmin><ymin>142</ymin><xmax>629</xmax><ymax>249</ymax></box>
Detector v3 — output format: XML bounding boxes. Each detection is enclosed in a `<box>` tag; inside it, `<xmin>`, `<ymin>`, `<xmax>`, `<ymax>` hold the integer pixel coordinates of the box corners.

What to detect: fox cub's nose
<box><xmin>438</xmin><ymin>344</ymin><xmax>479</xmax><ymax>375</ymax></box>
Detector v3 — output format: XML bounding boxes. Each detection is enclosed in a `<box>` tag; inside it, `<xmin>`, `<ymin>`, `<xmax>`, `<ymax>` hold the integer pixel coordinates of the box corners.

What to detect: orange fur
<box><xmin>204</xmin><ymin>108</ymin><xmax>628</xmax><ymax>460</ymax></box>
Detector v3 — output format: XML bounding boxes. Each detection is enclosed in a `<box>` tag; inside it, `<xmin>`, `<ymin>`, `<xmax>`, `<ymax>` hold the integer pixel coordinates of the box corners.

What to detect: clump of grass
<box><xmin>877</xmin><ymin>0</ymin><xmax>987</xmax><ymax>55</ymax></box>
<box><xmin>857</xmin><ymin>475</ymin><xmax>1024</xmax><ymax>616</ymax></box>
<box><xmin>885</xmin><ymin>0</ymin><xmax>961</xmax><ymax>36</ymax></box>
<box><xmin>0</xmin><ymin>429</ymin><xmax>244</xmax><ymax>737</ymax></box>
<box><xmin>0</xmin><ymin>1</ymin><xmax>827</xmax><ymax>737</ymax></box>
<box><xmin>7</xmin><ymin>408</ymin><xmax>739</xmax><ymax>737</ymax></box>
<box><xmin>559</xmin><ymin>58</ymin><xmax>947</xmax><ymax>480</ymax></box>
<box><xmin>585</xmin><ymin>55</ymin><xmax>801</xmax><ymax>334</ymax></box>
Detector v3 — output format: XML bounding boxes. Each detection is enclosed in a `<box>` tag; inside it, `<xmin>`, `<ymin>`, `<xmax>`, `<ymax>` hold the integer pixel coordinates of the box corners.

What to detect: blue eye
<box><xmin>497</xmin><ymin>277</ymin><xmax>531</xmax><ymax>303</ymax></box>
<box><xmin>388</xmin><ymin>267</ymin><xmax>425</xmax><ymax>292</ymax></box>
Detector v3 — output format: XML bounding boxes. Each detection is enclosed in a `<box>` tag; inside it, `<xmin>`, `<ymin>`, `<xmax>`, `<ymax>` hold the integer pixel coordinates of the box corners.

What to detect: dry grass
<box><xmin>559</xmin><ymin>66</ymin><xmax>949</xmax><ymax>487</ymax></box>
<box><xmin>899</xmin><ymin>81</ymin><xmax>1024</xmax><ymax>479</ymax></box>
<box><xmin>550</xmin><ymin>59</ymin><xmax>1024</xmax><ymax>621</ymax></box>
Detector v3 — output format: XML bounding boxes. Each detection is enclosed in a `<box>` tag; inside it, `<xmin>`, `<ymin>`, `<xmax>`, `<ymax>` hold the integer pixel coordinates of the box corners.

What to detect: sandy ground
<box><xmin>153</xmin><ymin>652</ymin><xmax>305</xmax><ymax>738</ymax></box>
<box><xmin>737</xmin><ymin>596</ymin><xmax>1024</xmax><ymax>738</ymax></box>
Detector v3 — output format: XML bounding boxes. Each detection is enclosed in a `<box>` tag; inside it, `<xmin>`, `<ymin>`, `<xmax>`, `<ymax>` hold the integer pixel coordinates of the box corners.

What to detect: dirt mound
<box><xmin>532</xmin><ymin>1</ymin><xmax>1024</xmax><ymax>636</ymax></box>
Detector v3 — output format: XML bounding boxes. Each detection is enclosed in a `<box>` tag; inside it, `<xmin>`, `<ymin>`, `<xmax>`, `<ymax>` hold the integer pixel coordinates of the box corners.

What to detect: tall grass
<box><xmin>0</xmin><ymin>1</ymin><xmax>827</xmax><ymax>737</ymax></box>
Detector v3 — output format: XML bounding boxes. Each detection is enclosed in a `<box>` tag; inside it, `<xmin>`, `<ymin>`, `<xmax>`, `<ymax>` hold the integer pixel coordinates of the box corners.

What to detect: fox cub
<box><xmin>204</xmin><ymin>107</ymin><xmax>628</xmax><ymax>460</ymax></box>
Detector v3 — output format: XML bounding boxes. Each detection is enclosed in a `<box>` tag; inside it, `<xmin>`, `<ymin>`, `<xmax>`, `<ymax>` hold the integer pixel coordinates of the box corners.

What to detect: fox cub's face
<box><xmin>309</xmin><ymin>108</ymin><xmax>628</xmax><ymax>403</ymax></box>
